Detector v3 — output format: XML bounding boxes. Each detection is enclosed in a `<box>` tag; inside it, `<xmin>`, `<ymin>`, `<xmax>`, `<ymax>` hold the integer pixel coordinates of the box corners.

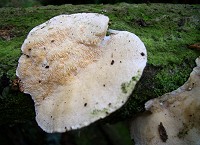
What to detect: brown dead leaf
<box><xmin>188</xmin><ymin>43</ymin><xmax>200</xmax><ymax>51</ymax></box>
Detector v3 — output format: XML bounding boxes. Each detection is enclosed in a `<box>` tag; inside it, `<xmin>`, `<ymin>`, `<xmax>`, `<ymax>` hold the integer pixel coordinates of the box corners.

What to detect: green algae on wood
<box><xmin>121</xmin><ymin>74</ymin><xmax>141</xmax><ymax>94</ymax></box>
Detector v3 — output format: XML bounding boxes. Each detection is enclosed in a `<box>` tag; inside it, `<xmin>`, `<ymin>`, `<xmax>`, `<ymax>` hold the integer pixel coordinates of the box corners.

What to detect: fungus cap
<box><xmin>16</xmin><ymin>13</ymin><xmax>147</xmax><ymax>133</ymax></box>
<box><xmin>130</xmin><ymin>57</ymin><xmax>200</xmax><ymax>145</ymax></box>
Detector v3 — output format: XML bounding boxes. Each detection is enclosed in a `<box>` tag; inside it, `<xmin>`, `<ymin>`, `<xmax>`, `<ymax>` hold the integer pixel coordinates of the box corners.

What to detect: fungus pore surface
<box><xmin>16</xmin><ymin>13</ymin><xmax>147</xmax><ymax>133</ymax></box>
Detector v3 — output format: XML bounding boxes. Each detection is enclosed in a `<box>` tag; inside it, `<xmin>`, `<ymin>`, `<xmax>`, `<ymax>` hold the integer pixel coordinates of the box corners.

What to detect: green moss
<box><xmin>0</xmin><ymin>37</ymin><xmax>23</xmax><ymax>79</ymax></box>
<box><xmin>0</xmin><ymin>3</ymin><xmax>200</xmax><ymax>125</ymax></box>
<box><xmin>154</xmin><ymin>59</ymin><xmax>196</xmax><ymax>95</ymax></box>
<box><xmin>107</xmin><ymin>3</ymin><xmax>200</xmax><ymax>66</ymax></box>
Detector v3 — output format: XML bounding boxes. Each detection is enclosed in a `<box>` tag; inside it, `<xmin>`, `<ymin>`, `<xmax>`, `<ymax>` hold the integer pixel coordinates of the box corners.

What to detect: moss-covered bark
<box><xmin>0</xmin><ymin>3</ymin><xmax>199</xmax><ymax>126</ymax></box>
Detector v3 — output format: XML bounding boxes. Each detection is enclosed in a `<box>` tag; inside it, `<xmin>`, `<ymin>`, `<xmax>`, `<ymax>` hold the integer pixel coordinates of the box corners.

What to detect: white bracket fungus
<box><xmin>130</xmin><ymin>57</ymin><xmax>200</xmax><ymax>145</ymax></box>
<box><xmin>16</xmin><ymin>13</ymin><xmax>147</xmax><ymax>133</ymax></box>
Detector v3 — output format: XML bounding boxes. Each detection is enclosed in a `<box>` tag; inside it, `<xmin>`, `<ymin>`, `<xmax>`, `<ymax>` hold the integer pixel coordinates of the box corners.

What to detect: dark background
<box><xmin>41</xmin><ymin>0</ymin><xmax>199</xmax><ymax>5</ymax></box>
<box><xmin>0</xmin><ymin>0</ymin><xmax>199</xmax><ymax>8</ymax></box>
